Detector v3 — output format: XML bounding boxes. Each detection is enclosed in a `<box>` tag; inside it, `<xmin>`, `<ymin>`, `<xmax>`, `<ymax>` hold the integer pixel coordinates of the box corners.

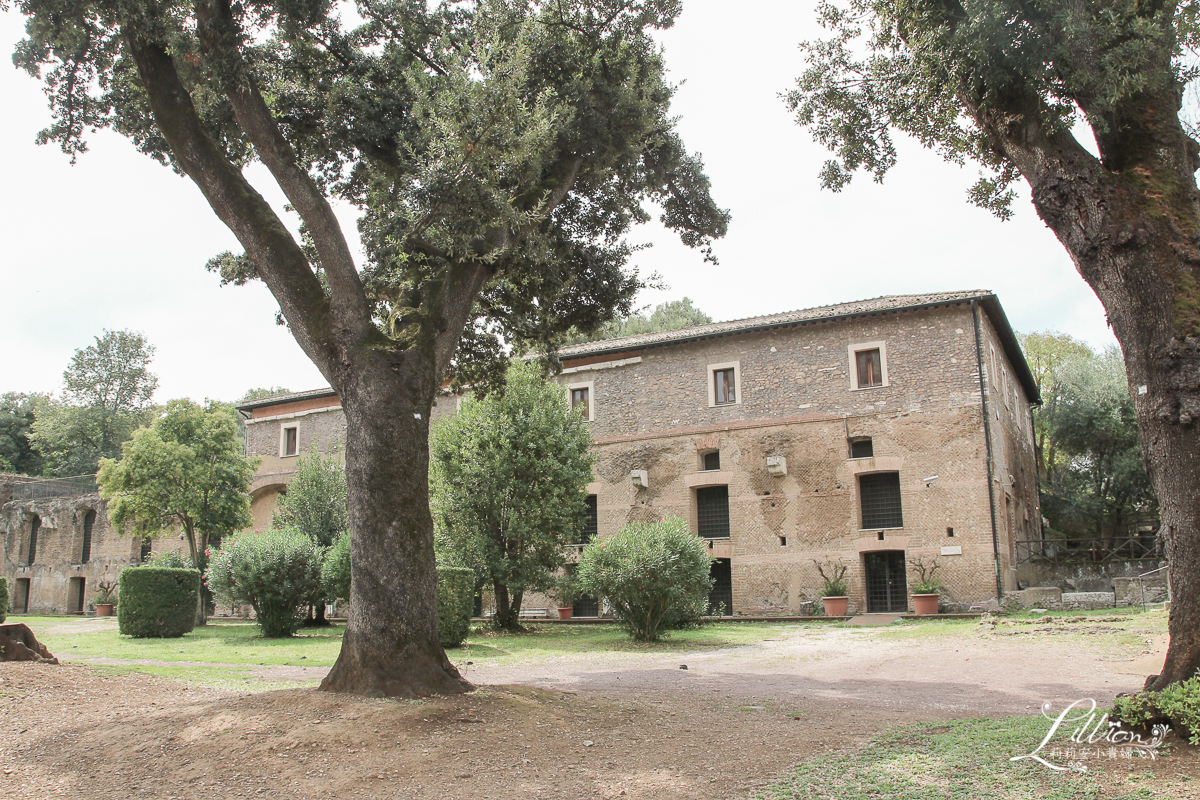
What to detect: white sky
<box><xmin>0</xmin><ymin>2</ymin><xmax>1114</xmax><ymax>405</ymax></box>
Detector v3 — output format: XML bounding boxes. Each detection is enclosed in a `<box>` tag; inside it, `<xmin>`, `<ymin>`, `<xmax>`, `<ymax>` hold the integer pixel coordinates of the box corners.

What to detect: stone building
<box><xmin>236</xmin><ymin>290</ymin><xmax>1041</xmax><ymax>615</ymax></box>
<box><xmin>1</xmin><ymin>475</ymin><xmax>187</xmax><ymax>614</ymax></box>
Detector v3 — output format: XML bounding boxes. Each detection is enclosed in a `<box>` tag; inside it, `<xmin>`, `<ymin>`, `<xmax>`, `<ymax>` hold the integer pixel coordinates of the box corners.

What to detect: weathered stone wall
<box><xmin>1</xmin><ymin>490</ymin><xmax>188</xmax><ymax>614</ymax></box>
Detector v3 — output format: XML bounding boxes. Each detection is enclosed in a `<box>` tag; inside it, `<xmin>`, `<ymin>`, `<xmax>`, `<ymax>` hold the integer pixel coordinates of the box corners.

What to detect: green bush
<box><xmin>322</xmin><ymin>530</ymin><xmax>352</xmax><ymax>602</ymax></box>
<box><xmin>1113</xmin><ymin>673</ymin><xmax>1200</xmax><ymax>744</ymax></box>
<box><xmin>0</xmin><ymin>576</ymin><xmax>9</xmax><ymax>623</ymax></box>
<box><xmin>577</xmin><ymin>516</ymin><xmax>713</xmax><ymax>642</ymax></box>
<box><xmin>206</xmin><ymin>527</ymin><xmax>323</xmax><ymax>637</ymax></box>
<box><xmin>437</xmin><ymin>565</ymin><xmax>475</xmax><ymax>647</ymax></box>
<box><xmin>143</xmin><ymin>550</ymin><xmax>193</xmax><ymax>569</ymax></box>
<box><xmin>118</xmin><ymin>568</ymin><xmax>200</xmax><ymax>638</ymax></box>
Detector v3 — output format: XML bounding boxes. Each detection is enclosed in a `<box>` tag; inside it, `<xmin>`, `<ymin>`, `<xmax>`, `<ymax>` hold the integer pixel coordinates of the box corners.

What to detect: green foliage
<box><xmin>815</xmin><ymin>560</ymin><xmax>849</xmax><ymax>597</ymax></box>
<box><xmin>437</xmin><ymin>565</ymin><xmax>475</xmax><ymax>648</ymax></box>
<box><xmin>206</xmin><ymin>528</ymin><xmax>324</xmax><ymax>637</ymax></box>
<box><xmin>559</xmin><ymin>298</ymin><xmax>714</xmax><ymax>346</ymax></box>
<box><xmin>0</xmin><ymin>576</ymin><xmax>8</xmax><ymax>623</ymax></box>
<box><xmin>787</xmin><ymin>0</ymin><xmax>1189</xmax><ymax>218</ymax></box>
<box><xmin>117</xmin><ymin>568</ymin><xmax>200</xmax><ymax>638</ymax></box>
<box><xmin>1113</xmin><ymin>673</ymin><xmax>1200</xmax><ymax>744</ymax></box>
<box><xmin>576</xmin><ymin>516</ymin><xmax>713</xmax><ymax>642</ymax></box>
<box><xmin>908</xmin><ymin>558</ymin><xmax>945</xmax><ymax>595</ymax></box>
<box><xmin>321</xmin><ymin>530</ymin><xmax>352</xmax><ymax>602</ymax></box>
<box><xmin>142</xmin><ymin>550</ymin><xmax>194</xmax><ymax>569</ymax></box>
<box><xmin>98</xmin><ymin>400</ymin><xmax>257</xmax><ymax>570</ymax></box>
<box><xmin>1029</xmin><ymin>344</ymin><xmax>1156</xmax><ymax>540</ymax></box>
<box><xmin>30</xmin><ymin>330</ymin><xmax>157</xmax><ymax>477</ymax></box>
<box><xmin>271</xmin><ymin>448</ymin><xmax>347</xmax><ymax>547</ymax></box>
<box><xmin>431</xmin><ymin>361</ymin><xmax>594</xmax><ymax>629</ymax></box>
<box><xmin>0</xmin><ymin>392</ymin><xmax>46</xmax><ymax>476</ymax></box>
<box><xmin>239</xmin><ymin>387</ymin><xmax>292</xmax><ymax>403</ymax></box>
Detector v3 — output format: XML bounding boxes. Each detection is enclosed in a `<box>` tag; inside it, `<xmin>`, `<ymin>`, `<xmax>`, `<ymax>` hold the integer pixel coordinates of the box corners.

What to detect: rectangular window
<box><xmin>856</xmin><ymin>349</ymin><xmax>882</xmax><ymax>387</ymax></box>
<box><xmin>27</xmin><ymin>516</ymin><xmax>40</xmax><ymax>565</ymax></box>
<box><xmin>707</xmin><ymin>361</ymin><xmax>742</xmax><ymax>407</ymax></box>
<box><xmin>282</xmin><ymin>425</ymin><xmax>299</xmax><ymax>457</ymax></box>
<box><xmin>571</xmin><ymin>387</ymin><xmax>590</xmax><ymax>418</ymax></box>
<box><xmin>81</xmin><ymin>509</ymin><xmax>96</xmax><ymax>564</ymax></box>
<box><xmin>697</xmin><ymin>486</ymin><xmax>730</xmax><ymax>538</ymax></box>
<box><xmin>567</xmin><ymin>381</ymin><xmax>595</xmax><ymax>421</ymax></box>
<box><xmin>850</xmin><ymin>438</ymin><xmax>874</xmax><ymax>459</ymax></box>
<box><xmin>579</xmin><ymin>495</ymin><xmax>598</xmax><ymax>544</ymax></box>
<box><xmin>860</xmin><ymin>472</ymin><xmax>903</xmax><ymax>529</ymax></box>
<box><xmin>848</xmin><ymin>341</ymin><xmax>888</xmax><ymax>390</ymax></box>
<box><xmin>702</xmin><ymin>450</ymin><xmax>721</xmax><ymax>471</ymax></box>
<box><xmin>140</xmin><ymin>537</ymin><xmax>153</xmax><ymax>562</ymax></box>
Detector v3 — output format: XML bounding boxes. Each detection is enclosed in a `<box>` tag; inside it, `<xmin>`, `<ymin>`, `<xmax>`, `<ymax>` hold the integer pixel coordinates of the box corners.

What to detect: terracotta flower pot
<box><xmin>911</xmin><ymin>594</ymin><xmax>940</xmax><ymax>615</ymax></box>
<box><xmin>95</xmin><ymin>603</ymin><xmax>114</xmax><ymax>617</ymax></box>
<box><xmin>557</xmin><ymin>607</ymin><xmax>573</xmax><ymax>620</ymax></box>
<box><xmin>821</xmin><ymin>596</ymin><xmax>849</xmax><ymax>616</ymax></box>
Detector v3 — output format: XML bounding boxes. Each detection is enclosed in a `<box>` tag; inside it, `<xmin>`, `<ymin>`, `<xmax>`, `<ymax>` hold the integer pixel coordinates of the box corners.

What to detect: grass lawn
<box><xmin>753</xmin><ymin>715</ymin><xmax>1192</xmax><ymax>800</ymax></box>
<box><xmin>21</xmin><ymin>615</ymin><xmax>785</xmax><ymax>689</ymax></box>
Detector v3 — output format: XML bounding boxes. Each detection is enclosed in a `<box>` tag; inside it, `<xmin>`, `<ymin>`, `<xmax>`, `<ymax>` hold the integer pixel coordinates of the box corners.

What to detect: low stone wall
<box><xmin>1015</xmin><ymin>558</ymin><xmax>1162</xmax><ymax>594</ymax></box>
<box><xmin>1113</xmin><ymin>575</ymin><xmax>1169</xmax><ymax>607</ymax></box>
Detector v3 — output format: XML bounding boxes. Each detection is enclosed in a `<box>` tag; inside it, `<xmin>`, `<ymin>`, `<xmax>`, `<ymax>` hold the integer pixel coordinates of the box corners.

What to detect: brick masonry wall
<box><xmin>1</xmin><ymin>493</ymin><xmax>189</xmax><ymax>614</ymax></box>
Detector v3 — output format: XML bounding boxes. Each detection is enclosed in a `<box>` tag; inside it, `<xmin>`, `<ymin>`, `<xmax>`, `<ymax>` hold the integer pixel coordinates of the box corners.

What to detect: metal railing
<box><xmin>1134</xmin><ymin>565</ymin><xmax>1170</xmax><ymax>612</ymax></box>
<box><xmin>1015</xmin><ymin>535</ymin><xmax>1162</xmax><ymax>565</ymax></box>
<box><xmin>9</xmin><ymin>475</ymin><xmax>98</xmax><ymax>500</ymax></box>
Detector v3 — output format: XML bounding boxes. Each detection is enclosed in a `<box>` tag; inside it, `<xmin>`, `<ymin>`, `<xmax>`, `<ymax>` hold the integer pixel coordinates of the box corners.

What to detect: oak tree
<box><xmin>790</xmin><ymin>0</ymin><xmax>1200</xmax><ymax>691</ymax></box>
<box><xmin>14</xmin><ymin>0</ymin><xmax>727</xmax><ymax>695</ymax></box>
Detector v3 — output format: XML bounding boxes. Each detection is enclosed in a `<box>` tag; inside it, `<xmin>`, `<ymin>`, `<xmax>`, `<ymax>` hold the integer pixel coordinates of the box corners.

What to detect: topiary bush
<box><xmin>1113</xmin><ymin>674</ymin><xmax>1200</xmax><ymax>744</ymax></box>
<box><xmin>0</xmin><ymin>576</ymin><xmax>9</xmax><ymax>623</ymax></box>
<box><xmin>577</xmin><ymin>516</ymin><xmax>713</xmax><ymax>642</ymax></box>
<box><xmin>437</xmin><ymin>565</ymin><xmax>475</xmax><ymax>647</ymax></box>
<box><xmin>117</xmin><ymin>568</ymin><xmax>200</xmax><ymax>638</ymax></box>
<box><xmin>206</xmin><ymin>527</ymin><xmax>323</xmax><ymax>637</ymax></box>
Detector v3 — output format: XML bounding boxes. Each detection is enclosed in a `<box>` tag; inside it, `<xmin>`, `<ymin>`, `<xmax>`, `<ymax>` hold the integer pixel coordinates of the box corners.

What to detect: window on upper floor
<box><xmin>579</xmin><ymin>495</ymin><xmax>598</xmax><ymax>544</ymax></box>
<box><xmin>281</xmin><ymin>425</ymin><xmax>299</xmax><ymax>457</ymax></box>
<box><xmin>859</xmin><ymin>472</ymin><xmax>903</xmax><ymax>529</ymax></box>
<box><xmin>567</xmin><ymin>381</ymin><xmax>594</xmax><ymax>421</ymax></box>
<box><xmin>848</xmin><ymin>342</ymin><xmax>888</xmax><ymax>390</ymax></box>
<box><xmin>697</xmin><ymin>485</ymin><xmax>730</xmax><ymax>538</ymax></box>
<box><xmin>850</xmin><ymin>438</ymin><xmax>874</xmax><ymax>459</ymax></box>
<box><xmin>81</xmin><ymin>509</ymin><xmax>96</xmax><ymax>564</ymax></box>
<box><xmin>707</xmin><ymin>361</ymin><xmax>741</xmax><ymax>407</ymax></box>
<box><xmin>702</xmin><ymin>450</ymin><xmax>721</xmax><ymax>471</ymax></box>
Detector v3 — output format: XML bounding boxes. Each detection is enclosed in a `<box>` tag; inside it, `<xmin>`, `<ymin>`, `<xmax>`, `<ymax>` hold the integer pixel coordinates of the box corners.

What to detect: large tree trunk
<box><xmin>319</xmin><ymin>360</ymin><xmax>471</xmax><ymax>697</ymax></box>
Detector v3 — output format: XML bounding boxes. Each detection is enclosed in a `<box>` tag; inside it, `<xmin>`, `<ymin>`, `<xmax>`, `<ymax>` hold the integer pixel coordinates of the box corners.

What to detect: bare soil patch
<box><xmin>1</xmin><ymin>616</ymin><xmax>1192</xmax><ymax>799</ymax></box>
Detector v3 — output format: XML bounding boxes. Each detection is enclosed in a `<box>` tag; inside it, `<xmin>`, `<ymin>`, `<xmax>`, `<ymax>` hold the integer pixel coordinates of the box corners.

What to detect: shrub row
<box><xmin>118</xmin><ymin>568</ymin><xmax>200</xmax><ymax>637</ymax></box>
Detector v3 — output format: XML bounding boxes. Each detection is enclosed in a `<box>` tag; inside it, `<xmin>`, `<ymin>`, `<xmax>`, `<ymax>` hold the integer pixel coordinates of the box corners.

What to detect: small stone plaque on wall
<box><xmin>940</xmin><ymin>545</ymin><xmax>963</xmax><ymax>556</ymax></box>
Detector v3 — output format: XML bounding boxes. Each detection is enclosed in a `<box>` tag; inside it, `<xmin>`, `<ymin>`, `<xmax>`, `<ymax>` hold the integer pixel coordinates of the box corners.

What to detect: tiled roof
<box><xmin>235</xmin><ymin>387</ymin><xmax>338</xmax><ymax>412</ymax></box>
<box><xmin>557</xmin><ymin>291</ymin><xmax>991</xmax><ymax>358</ymax></box>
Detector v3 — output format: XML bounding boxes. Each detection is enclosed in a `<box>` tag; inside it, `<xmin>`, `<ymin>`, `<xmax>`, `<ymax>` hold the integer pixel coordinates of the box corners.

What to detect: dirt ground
<box><xmin>1</xmin><ymin>616</ymin><xmax>1193</xmax><ymax>799</ymax></box>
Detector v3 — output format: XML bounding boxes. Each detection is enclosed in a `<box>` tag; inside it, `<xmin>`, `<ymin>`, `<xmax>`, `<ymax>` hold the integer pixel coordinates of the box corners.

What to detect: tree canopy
<box><xmin>30</xmin><ymin>330</ymin><xmax>158</xmax><ymax>476</ymax></box>
<box><xmin>272</xmin><ymin>448</ymin><xmax>348</xmax><ymax>548</ymax></box>
<box><xmin>559</xmin><ymin>297</ymin><xmax>714</xmax><ymax>345</ymax></box>
<box><xmin>431</xmin><ymin>361</ymin><xmax>594</xmax><ymax>630</ymax></box>
<box><xmin>97</xmin><ymin>399</ymin><xmax>257</xmax><ymax>571</ymax></box>
<box><xmin>13</xmin><ymin>0</ymin><xmax>726</xmax><ymax>695</ymax></box>
<box><xmin>0</xmin><ymin>393</ymin><xmax>46</xmax><ymax>476</ymax></box>
<box><xmin>790</xmin><ymin>0</ymin><xmax>1200</xmax><ymax>692</ymax></box>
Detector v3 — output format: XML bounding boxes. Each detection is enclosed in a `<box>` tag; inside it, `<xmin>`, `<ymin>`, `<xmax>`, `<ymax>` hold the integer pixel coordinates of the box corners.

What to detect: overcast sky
<box><xmin>0</xmin><ymin>2</ymin><xmax>1114</xmax><ymax>405</ymax></box>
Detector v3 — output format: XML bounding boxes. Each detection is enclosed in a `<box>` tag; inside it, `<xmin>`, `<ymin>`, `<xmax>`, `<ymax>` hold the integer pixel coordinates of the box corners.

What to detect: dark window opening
<box><xmin>877</xmin><ymin>531</ymin><xmax>885</xmax><ymax>541</ymax></box>
<box><xmin>15</xmin><ymin>578</ymin><xmax>30</xmax><ymax>613</ymax></box>
<box><xmin>850</xmin><ymin>438</ymin><xmax>874</xmax><ymax>459</ymax></box>
<box><xmin>860</xmin><ymin>472</ymin><xmax>903</xmax><ymax>529</ymax></box>
<box><xmin>697</xmin><ymin>486</ymin><xmax>730</xmax><ymax>539</ymax></box>
<box><xmin>69</xmin><ymin>577</ymin><xmax>86</xmax><ymax>614</ymax></box>
<box><xmin>81</xmin><ymin>509</ymin><xmax>96</xmax><ymax>563</ymax></box>
<box><xmin>472</xmin><ymin>595</ymin><xmax>483</xmax><ymax>618</ymax></box>
<box><xmin>573</xmin><ymin>593</ymin><xmax>600</xmax><ymax>618</ymax></box>
<box><xmin>702</xmin><ymin>450</ymin><xmax>721</xmax><ymax>471</ymax></box>
<box><xmin>579</xmin><ymin>495</ymin><xmax>598</xmax><ymax>544</ymax></box>
<box><xmin>708</xmin><ymin>558</ymin><xmax>732</xmax><ymax>615</ymax></box>
<box><xmin>779</xmin><ymin>536</ymin><xmax>787</xmax><ymax>546</ymax></box>
<box><xmin>856</xmin><ymin>349</ymin><xmax>883</xmax><ymax>388</ymax></box>
<box><xmin>947</xmin><ymin>527</ymin><xmax>955</xmax><ymax>537</ymax></box>
<box><xmin>713</xmin><ymin>368</ymin><xmax>736</xmax><ymax>405</ymax></box>
<box><xmin>864</xmin><ymin>551</ymin><xmax>908</xmax><ymax>612</ymax></box>
<box><xmin>140</xmin><ymin>537</ymin><xmax>153</xmax><ymax>562</ymax></box>
<box><xmin>571</xmin><ymin>387</ymin><xmax>590</xmax><ymax>418</ymax></box>
<box><xmin>27</xmin><ymin>515</ymin><xmax>40</xmax><ymax>565</ymax></box>
<box><xmin>283</xmin><ymin>426</ymin><xmax>298</xmax><ymax>456</ymax></box>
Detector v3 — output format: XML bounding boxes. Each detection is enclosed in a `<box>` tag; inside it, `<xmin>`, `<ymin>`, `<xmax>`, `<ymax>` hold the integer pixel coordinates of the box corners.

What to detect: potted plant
<box><xmin>552</xmin><ymin>576</ymin><xmax>581</xmax><ymax>620</ymax></box>
<box><xmin>92</xmin><ymin>580</ymin><xmax>118</xmax><ymax>616</ymax></box>
<box><xmin>908</xmin><ymin>558</ymin><xmax>944</xmax><ymax>615</ymax></box>
<box><xmin>815</xmin><ymin>561</ymin><xmax>850</xmax><ymax>616</ymax></box>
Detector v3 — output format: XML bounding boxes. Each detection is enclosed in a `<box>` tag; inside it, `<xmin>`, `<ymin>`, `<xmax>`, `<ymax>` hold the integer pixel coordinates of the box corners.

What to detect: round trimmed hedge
<box><xmin>437</xmin><ymin>566</ymin><xmax>474</xmax><ymax>647</ymax></box>
<box><xmin>118</xmin><ymin>567</ymin><xmax>200</xmax><ymax>638</ymax></box>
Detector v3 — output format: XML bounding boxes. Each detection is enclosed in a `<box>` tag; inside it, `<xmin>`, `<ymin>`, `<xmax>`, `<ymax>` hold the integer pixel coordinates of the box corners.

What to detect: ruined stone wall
<box><xmin>1</xmin><ymin>492</ymin><xmax>188</xmax><ymax>614</ymax></box>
